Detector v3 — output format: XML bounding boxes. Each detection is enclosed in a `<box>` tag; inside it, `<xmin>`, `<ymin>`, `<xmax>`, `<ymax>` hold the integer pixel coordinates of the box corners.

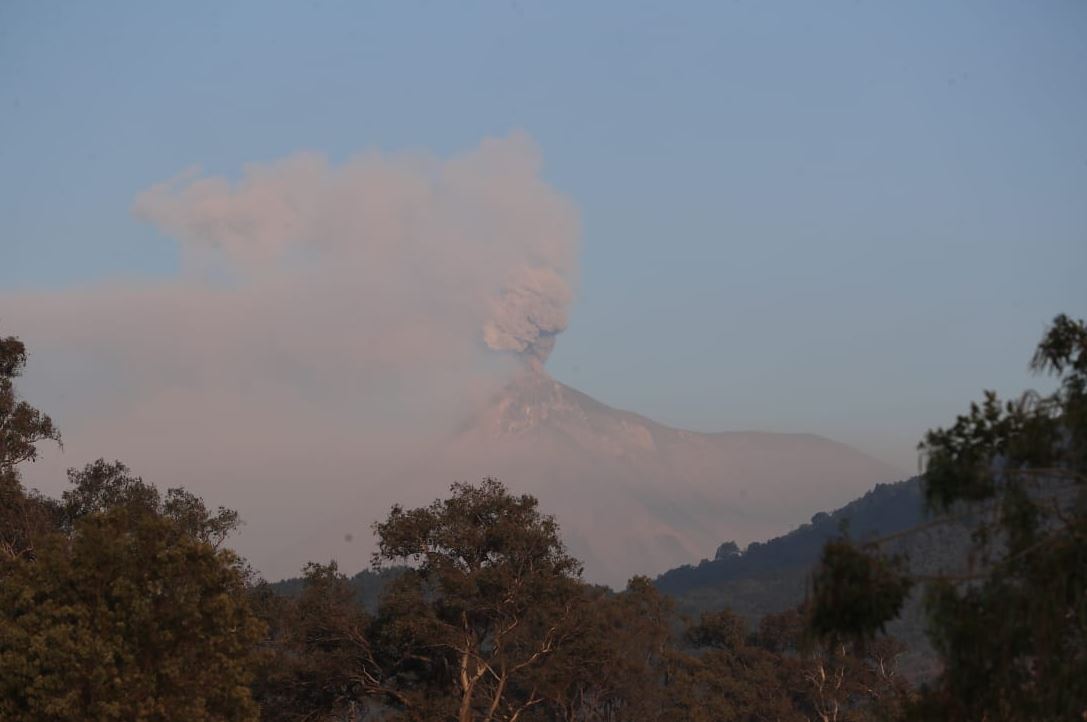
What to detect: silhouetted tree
<box><xmin>808</xmin><ymin>314</ymin><xmax>1087</xmax><ymax>721</ymax></box>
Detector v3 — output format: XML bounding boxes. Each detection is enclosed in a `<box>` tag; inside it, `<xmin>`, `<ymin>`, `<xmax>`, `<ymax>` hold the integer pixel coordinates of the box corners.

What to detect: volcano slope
<box><xmin>429</xmin><ymin>367</ymin><xmax>902</xmax><ymax>587</ymax></box>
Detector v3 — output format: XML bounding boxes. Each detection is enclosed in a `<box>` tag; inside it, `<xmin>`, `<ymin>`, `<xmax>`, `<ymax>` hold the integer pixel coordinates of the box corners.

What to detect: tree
<box><xmin>0</xmin><ymin>332</ymin><xmax>266</xmax><ymax>721</ymax></box>
<box><xmin>0</xmin><ymin>508</ymin><xmax>266</xmax><ymax>721</ymax></box>
<box><xmin>535</xmin><ymin>577</ymin><xmax>674</xmax><ymax>722</ymax></box>
<box><xmin>0</xmin><ymin>335</ymin><xmax>59</xmax><ymax>472</ymax></box>
<box><xmin>368</xmin><ymin>479</ymin><xmax>586</xmax><ymax>722</ymax></box>
<box><xmin>60</xmin><ymin>458</ymin><xmax>241</xmax><ymax>548</ymax></box>
<box><xmin>0</xmin><ymin>335</ymin><xmax>61</xmax><ymax>561</ymax></box>
<box><xmin>713</xmin><ymin>541</ymin><xmax>741</xmax><ymax>561</ymax></box>
<box><xmin>250</xmin><ymin>561</ymin><xmax>382</xmax><ymax>722</ymax></box>
<box><xmin>668</xmin><ymin>607</ymin><xmax>800</xmax><ymax>722</ymax></box>
<box><xmin>808</xmin><ymin>314</ymin><xmax>1087</xmax><ymax>721</ymax></box>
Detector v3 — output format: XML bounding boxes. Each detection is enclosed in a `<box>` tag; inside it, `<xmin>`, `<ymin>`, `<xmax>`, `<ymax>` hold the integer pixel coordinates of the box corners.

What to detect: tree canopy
<box><xmin>0</xmin><ymin>333</ymin><xmax>265</xmax><ymax>722</ymax></box>
<box><xmin>1</xmin><ymin>508</ymin><xmax>264</xmax><ymax>721</ymax></box>
<box><xmin>808</xmin><ymin>313</ymin><xmax>1087</xmax><ymax>721</ymax></box>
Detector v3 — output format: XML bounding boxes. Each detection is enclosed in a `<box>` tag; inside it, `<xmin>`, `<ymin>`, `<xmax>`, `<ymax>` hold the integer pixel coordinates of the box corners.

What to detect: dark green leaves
<box><xmin>809</xmin><ymin>540</ymin><xmax>912</xmax><ymax>643</ymax></box>
<box><xmin>808</xmin><ymin>314</ymin><xmax>1087</xmax><ymax>721</ymax></box>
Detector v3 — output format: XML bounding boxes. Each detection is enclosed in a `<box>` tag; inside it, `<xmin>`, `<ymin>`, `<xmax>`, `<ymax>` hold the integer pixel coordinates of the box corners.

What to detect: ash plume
<box><xmin>2</xmin><ymin>133</ymin><xmax>580</xmax><ymax>578</ymax></box>
<box><xmin>482</xmin><ymin>267</ymin><xmax>572</xmax><ymax>364</ymax></box>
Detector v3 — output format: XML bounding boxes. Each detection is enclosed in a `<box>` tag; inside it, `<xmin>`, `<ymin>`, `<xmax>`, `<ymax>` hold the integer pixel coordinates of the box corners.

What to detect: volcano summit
<box><xmin>430</xmin><ymin>366</ymin><xmax>902</xmax><ymax>586</ymax></box>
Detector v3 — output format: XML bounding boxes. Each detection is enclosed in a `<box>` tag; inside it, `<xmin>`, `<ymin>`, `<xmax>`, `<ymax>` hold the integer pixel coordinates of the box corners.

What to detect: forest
<box><xmin>2</xmin><ymin>314</ymin><xmax>1084</xmax><ymax>721</ymax></box>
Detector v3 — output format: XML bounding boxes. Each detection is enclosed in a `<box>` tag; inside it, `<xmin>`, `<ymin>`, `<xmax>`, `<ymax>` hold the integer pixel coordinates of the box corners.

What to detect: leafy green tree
<box><xmin>808</xmin><ymin>314</ymin><xmax>1087</xmax><ymax>721</ymax></box>
<box><xmin>808</xmin><ymin>540</ymin><xmax>912</xmax><ymax>644</ymax></box>
<box><xmin>255</xmin><ymin>480</ymin><xmax>591</xmax><ymax>722</ymax></box>
<box><xmin>0</xmin><ymin>333</ymin><xmax>266</xmax><ymax>721</ymax></box>
<box><xmin>60</xmin><ymin>458</ymin><xmax>241</xmax><ymax>548</ymax></box>
<box><xmin>0</xmin><ymin>508</ymin><xmax>266</xmax><ymax>721</ymax></box>
<box><xmin>369</xmin><ymin>478</ymin><xmax>586</xmax><ymax>722</ymax></box>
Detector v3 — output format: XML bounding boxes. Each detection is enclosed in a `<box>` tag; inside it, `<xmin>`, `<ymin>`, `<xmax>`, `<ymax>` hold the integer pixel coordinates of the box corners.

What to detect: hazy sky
<box><xmin>3</xmin><ymin>0</ymin><xmax>1085</xmax><ymax>476</ymax></box>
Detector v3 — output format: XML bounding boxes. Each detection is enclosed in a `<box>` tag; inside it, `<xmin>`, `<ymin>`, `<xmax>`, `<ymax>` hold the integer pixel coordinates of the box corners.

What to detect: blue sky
<box><xmin>2</xmin><ymin>0</ymin><xmax>1085</xmax><ymax>471</ymax></box>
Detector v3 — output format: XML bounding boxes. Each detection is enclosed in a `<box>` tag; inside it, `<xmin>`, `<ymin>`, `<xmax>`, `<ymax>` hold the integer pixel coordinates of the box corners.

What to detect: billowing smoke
<box><xmin>130</xmin><ymin>132</ymin><xmax>578</xmax><ymax>370</ymax></box>
<box><xmin>3</xmin><ymin>132</ymin><xmax>579</xmax><ymax>579</ymax></box>
<box><xmin>483</xmin><ymin>267</ymin><xmax>572</xmax><ymax>364</ymax></box>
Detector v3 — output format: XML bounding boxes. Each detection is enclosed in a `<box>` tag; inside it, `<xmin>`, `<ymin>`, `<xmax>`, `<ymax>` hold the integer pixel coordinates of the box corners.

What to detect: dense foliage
<box><xmin>809</xmin><ymin>314</ymin><xmax>1087</xmax><ymax>721</ymax></box>
<box><xmin>1</xmin><ymin>508</ymin><xmax>264</xmax><ymax>720</ymax></box>
<box><xmin>0</xmin><ymin>335</ymin><xmax>265</xmax><ymax>722</ymax></box>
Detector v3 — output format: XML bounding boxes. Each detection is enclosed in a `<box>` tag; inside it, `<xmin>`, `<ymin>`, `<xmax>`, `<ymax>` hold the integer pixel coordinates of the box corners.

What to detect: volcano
<box><xmin>431</xmin><ymin>366</ymin><xmax>902</xmax><ymax>587</ymax></box>
<box><xmin>258</xmin><ymin>367</ymin><xmax>902</xmax><ymax>587</ymax></box>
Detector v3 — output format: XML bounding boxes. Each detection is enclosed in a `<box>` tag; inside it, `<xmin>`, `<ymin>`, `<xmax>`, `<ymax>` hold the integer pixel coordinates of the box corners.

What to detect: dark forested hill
<box><xmin>654</xmin><ymin>476</ymin><xmax>976</xmax><ymax>679</ymax></box>
<box><xmin>656</xmin><ymin>476</ymin><xmax>923</xmax><ymax>606</ymax></box>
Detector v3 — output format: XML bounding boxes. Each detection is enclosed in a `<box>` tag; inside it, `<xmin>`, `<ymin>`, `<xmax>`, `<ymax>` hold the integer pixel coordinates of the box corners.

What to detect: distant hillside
<box><xmin>656</xmin><ymin>477</ymin><xmax>924</xmax><ymax>603</ymax></box>
<box><xmin>655</xmin><ymin>476</ymin><xmax>976</xmax><ymax>679</ymax></box>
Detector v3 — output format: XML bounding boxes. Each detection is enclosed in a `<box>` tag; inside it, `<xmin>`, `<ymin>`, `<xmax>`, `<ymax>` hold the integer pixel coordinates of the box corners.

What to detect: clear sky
<box><xmin>2</xmin><ymin>0</ymin><xmax>1085</xmax><ymax>472</ymax></box>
